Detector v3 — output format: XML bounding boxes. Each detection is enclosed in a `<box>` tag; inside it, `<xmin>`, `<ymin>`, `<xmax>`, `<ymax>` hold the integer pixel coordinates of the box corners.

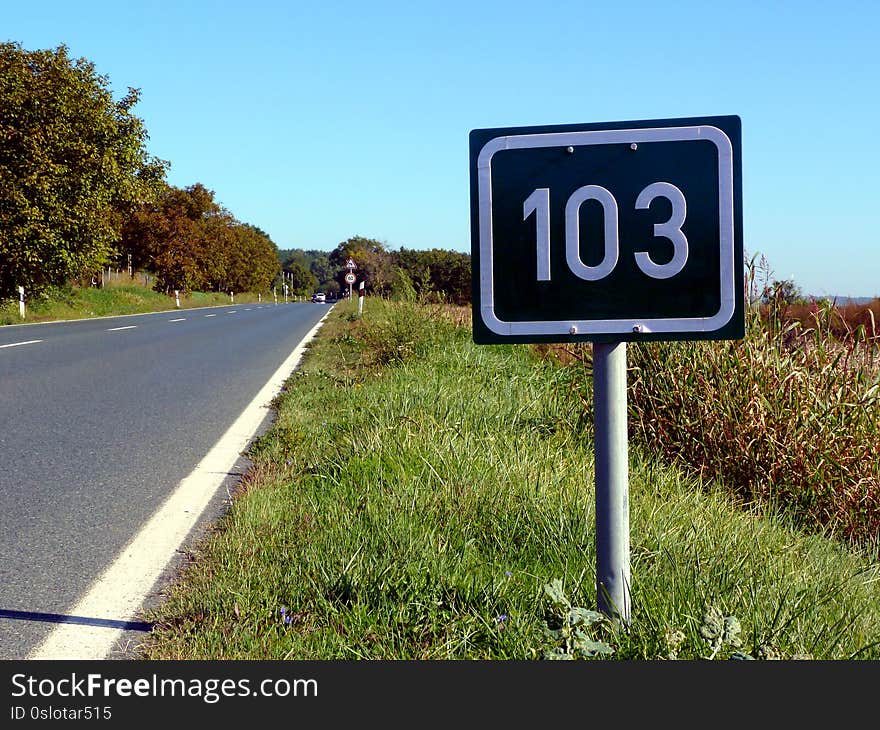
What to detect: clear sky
<box><xmin>4</xmin><ymin>1</ymin><xmax>879</xmax><ymax>298</ymax></box>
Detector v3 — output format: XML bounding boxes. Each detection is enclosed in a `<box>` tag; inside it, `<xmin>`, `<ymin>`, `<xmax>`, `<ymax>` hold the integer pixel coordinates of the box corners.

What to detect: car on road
<box><xmin>312</xmin><ymin>292</ymin><xmax>326</xmax><ymax>303</ymax></box>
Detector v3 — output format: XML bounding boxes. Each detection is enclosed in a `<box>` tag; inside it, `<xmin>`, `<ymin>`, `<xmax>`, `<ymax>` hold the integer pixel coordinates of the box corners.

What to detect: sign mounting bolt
<box><xmin>566</xmin><ymin>146</ymin><xmax>574</xmax><ymax>154</ymax></box>
<box><xmin>630</xmin><ymin>143</ymin><xmax>638</xmax><ymax>151</ymax></box>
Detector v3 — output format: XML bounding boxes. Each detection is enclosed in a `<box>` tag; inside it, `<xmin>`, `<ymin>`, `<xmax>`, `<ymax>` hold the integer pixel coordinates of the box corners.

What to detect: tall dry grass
<box><xmin>626</xmin><ymin>292</ymin><xmax>880</xmax><ymax>548</ymax></box>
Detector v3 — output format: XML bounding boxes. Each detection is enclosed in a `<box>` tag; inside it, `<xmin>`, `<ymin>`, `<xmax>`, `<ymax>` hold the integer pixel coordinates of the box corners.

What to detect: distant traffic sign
<box><xmin>470</xmin><ymin>115</ymin><xmax>744</xmax><ymax>344</ymax></box>
<box><xmin>345</xmin><ymin>272</ymin><xmax>356</xmax><ymax>284</ymax></box>
<box><xmin>346</xmin><ymin>258</ymin><xmax>357</xmax><ymax>270</ymax></box>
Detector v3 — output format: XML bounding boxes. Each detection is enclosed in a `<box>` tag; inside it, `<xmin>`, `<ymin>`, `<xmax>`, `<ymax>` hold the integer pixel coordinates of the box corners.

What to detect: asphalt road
<box><xmin>0</xmin><ymin>301</ymin><xmax>331</xmax><ymax>659</ymax></box>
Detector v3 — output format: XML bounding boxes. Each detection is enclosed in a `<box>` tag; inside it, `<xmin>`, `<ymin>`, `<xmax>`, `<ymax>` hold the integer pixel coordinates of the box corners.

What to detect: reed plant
<box><xmin>625</xmin><ymin>273</ymin><xmax>880</xmax><ymax>548</ymax></box>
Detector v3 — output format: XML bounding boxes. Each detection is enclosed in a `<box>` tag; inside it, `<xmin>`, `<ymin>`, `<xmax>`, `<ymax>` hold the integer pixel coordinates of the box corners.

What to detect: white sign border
<box><xmin>476</xmin><ymin>125</ymin><xmax>736</xmax><ymax>337</ymax></box>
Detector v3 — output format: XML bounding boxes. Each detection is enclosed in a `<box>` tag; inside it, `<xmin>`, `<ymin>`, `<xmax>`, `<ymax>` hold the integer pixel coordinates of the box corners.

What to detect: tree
<box><xmin>0</xmin><ymin>42</ymin><xmax>166</xmax><ymax>299</ymax></box>
<box><xmin>283</xmin><ymin>262</ymin><xmax>317</xmax><ymax>295</ymax></box>
<box><xmin>119</xmin><ymin>183</ymin><xmax>218</xmax><ymax>293</ymax></box>
<box><xmin>394</xmin><ymin>247</ymin><xmax>471</xmax><ymax>304</ymax></box>
<box><xmin>761</xmin><ymin>278</ymin><xmax>804</xmax><ymax>307</ymax></box>
<box><xmin>120</xmin><ymin>184</ymin><xmax>279</xmax><ymax>295</ymax></box>
<box><xmin>225</xmin><ymin>223</ymin><xmax>279</xmax><ymax>293</ymax></box>
<box><xmin>329</xmin><ymin>236</ymin><xmax>393</xmax><ymax>296</ymax></box>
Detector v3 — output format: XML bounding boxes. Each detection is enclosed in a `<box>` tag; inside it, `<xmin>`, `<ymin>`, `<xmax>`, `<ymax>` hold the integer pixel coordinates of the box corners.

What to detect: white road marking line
<box><xmin>227</xmin><ymin>310</ymin><xmax>237</xmax><ymax>314</ymax></box>
<box><xmin>28</xmin><ymin>309</ymin><xmax>334</xmax><ymax>660</ymax></box>
<box><xmin>169</xmin><ymin>318</ymin><xmax>186</xmax><ymax>322</ymax></box>
<box><xmin>244</xmin><ymin>308</ymin><xmax>252</xmax><ymax>311</ymax></box>
<box><xmin>0</xmin><ymin>339</ymin><xmax>43</xmax><ymax>349</ymax></box>
<box><xmin>107</xmin><ymin>326</ymin><xmax>137</xmax><ymax>331</ymax></box>
<box><xmin>205</xmin><ymin>314</ymin><xmax>217</xmax><ymax>317</ymax></box>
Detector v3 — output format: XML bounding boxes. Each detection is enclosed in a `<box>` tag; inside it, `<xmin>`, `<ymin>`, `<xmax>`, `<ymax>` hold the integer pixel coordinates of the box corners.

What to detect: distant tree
<box><xmin>307</xmin><ymin>252</ymin><xmax>334</xmax><ymax>290</ymax></box>
<box><xmin>119</xmin><ymin>183</ymin><xmax>278</xmax><ymax>294</ymax></box>
<box><xmin>393</xmin><ymin>247</ymin><xmax>471</xmax><ymax>304</ymax></box>
<box><xmin>761</xmin><ymin>278</ymin><xmax>804</xmax><ymax>307</ymax></box>
<box><xmin>119</xmin><ymin>183</ymin><xmax>216</xmax><ymax>293</ymax></box>
<box><xmin>279</xmin><ymin>249</ymin><xmax>309</xmax><ymax>270</ymax></box>
<box><xmin>283</xmin><ymin>262</ymin><xmax>317</xmax><ymax>295</ymax></box>
<box><xmin>329</xmin><ymin>236</ymin><xmax>393</xmax><ymax>296</ymax></box>
<box><xmin>0</xmin><ymin>42</ymin><xmax>166</xmax><ymax>299</ymax></box>
<box><xmin>276</xmin><ymin>248</ymin><xmax>336</xmax><ymax>293</ymax></box>
<box><xmin>225</xmin><ymin>223</ymin><xmax>279</xmax><ymax>293</ymax></box>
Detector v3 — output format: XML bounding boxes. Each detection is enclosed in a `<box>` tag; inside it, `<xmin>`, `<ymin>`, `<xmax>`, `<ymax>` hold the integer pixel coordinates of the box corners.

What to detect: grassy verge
<box><xmin>0</xmin><ymin>280</ymin><xmax>289</xmax><ymax>325</ymax></box>
<box><xmin>137</xmin><ymin>298</ymin><xmax>880</xmax><ymax>660</ymax></box>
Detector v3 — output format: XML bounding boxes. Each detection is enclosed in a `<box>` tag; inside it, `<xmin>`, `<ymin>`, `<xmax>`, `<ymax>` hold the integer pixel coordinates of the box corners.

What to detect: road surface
<box><xmin>0</xmin><ymin>301</ymin><xmax>331</xmax><ymax>659</ymax></box>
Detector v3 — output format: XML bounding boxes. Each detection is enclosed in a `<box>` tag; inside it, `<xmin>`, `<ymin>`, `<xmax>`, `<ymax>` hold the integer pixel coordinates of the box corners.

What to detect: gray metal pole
<box><xmin>593</xmin><ymin>341</ymin><xmax>631</xmax><ymax>624</ymax></box>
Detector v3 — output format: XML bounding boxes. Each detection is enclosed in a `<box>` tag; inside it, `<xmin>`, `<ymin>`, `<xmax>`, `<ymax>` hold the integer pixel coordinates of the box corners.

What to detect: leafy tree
<box><xmin>761</xmin><ymin>278</ymin><xmax>804</xmax><ymax>307</ymax></box>
<box><xmin>119</xmin><ymin>183</ymin><xmax>279</xmax><ymax>295</ymax></box>
<box><xmin>329</xmin><ymin>236</ymin><xmax>393</xmax><ymax>296</ymax></box>
<box><xmin>307</xmin><ymin>252</ymin><xmax>335</xmax><ymax>291</ymax></box>
<box><xmin>119</xmin><ymin>183</ymin><xmax>216</xmax><ymax>293</ymax></box>
<box><xmin>283</xmin><ymin>261</ymin><xmax>317</xmax><ymax>295</ymax></box>
<box><xmin>0</xmin><ymin>42</ymin><xmax>166</xmax><ymax>299</ymax></box>
<box><xmin>225</xmin><ymin>223</ymin><xmax>279</xmax><ymax>293</ymax></box>
<box><xmin>277</xmin><ymin>249</ymin><xmax>336</xmax><ymax>293</ymax></box>
<box><xmin>394</xmin><ymin>247</ymin><xmax>471</xmax><ymax>304</ymax></box>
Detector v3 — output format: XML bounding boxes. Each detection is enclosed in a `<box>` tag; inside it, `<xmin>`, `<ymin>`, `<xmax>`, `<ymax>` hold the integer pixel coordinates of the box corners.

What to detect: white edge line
<box><xmin>0</xmin><ymin>339</ymin><xmax>42</xmax><ymax>349</ymax></box>
<box><xmin>28</xmin><ymin>307</ymin><xmax>335</xmax><ymax>660</ymax></box>
<box><xmin>107</xmin><ymin>326</ymin><xmax>137</xmax><ymax>331</ymax></box>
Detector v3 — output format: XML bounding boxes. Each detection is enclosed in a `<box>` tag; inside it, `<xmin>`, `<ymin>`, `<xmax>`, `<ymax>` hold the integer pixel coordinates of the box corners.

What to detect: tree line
<box><xmin>280</xmin><ymin>237</ymin><xmax>471</xmax><ymax>305</ymax></box>
<box><xmin>1</xmin><ymin>42</ymin><xmax>471</xmax><ymax>305</ymax></box>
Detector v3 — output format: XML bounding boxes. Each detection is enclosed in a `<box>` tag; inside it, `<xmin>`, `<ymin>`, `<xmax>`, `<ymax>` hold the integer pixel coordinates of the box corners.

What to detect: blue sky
<box><xmin>5</xmin><ymin>1</ymin><xmax>879</xmax><ymax>297</ymax></box>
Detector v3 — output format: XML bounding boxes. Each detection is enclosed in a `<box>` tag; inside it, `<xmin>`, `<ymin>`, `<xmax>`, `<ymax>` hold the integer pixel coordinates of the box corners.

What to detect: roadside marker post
<box><xmin>469</xmin><ymin>115</ymin><xmax>744</xmax><ymax>625</ymax></box>
<box><xmin>358</xmin><ymin>279</ymin><xmax>365</xmax><ymax>315</ymax></box>
<box><xmin>18</xmin><ymin>286</ymin><xmax>25</xmax><ymax>319</ymax></box>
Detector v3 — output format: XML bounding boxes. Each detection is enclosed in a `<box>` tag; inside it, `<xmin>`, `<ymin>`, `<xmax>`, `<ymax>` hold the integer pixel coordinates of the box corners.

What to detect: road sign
<box><xmin>346</xmin><ymin>258</ymin><xmax>356</xmax><ymax>270</ymax></box>
<box><xmin>345</xmin><ymin>272</ymin><xmax>356</xmax><ymax>283</ymax></box>
<box><xmin>470</xmin><ymin>115</ymin><xmax>743</xmax><ymax>344</ymax></box>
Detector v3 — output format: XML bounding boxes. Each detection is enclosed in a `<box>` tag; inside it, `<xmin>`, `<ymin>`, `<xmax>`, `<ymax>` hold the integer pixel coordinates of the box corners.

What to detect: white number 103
<box><xmin>523</xmin><ymin>182</ymin><xmax>689</xmax><ymax>282</ymax></box>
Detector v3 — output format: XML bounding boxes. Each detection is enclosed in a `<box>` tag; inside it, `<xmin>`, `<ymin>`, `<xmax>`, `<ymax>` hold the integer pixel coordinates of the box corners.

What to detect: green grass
<box><xmin>136</xmin><ymin>298</ymin><xmax>880</xmax><ymax>660</ymax></box>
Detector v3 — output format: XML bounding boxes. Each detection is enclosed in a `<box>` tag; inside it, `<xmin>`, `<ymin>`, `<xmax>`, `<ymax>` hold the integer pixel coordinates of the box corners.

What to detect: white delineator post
<box><xmin>174</xmin><ymin>290</ymin><xmax>180</xmax><ymax>308</ymax></box>
<box><xmin>19</xmin><ymin>286</ymin><xmax>25</xmax><ymax>318</ymax></box>
<box><xmin>358</xmin><ymin>280</ymin><xmax>365</xmax><ymax>315</ymax></box>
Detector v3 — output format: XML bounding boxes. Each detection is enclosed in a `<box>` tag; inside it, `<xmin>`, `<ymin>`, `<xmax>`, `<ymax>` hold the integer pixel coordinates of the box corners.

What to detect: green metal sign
<box><xmin>470</xmin><ymin>115</ymin><xmax>744</xmax><ymax>344</ymax></box>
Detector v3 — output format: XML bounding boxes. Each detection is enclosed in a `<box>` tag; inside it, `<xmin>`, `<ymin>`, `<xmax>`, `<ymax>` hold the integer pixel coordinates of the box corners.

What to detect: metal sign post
<box><xmin>593</xmin><ymin>341</ymin><xmax>630</xmax><ymax>623</ymax></box>
<box><xmin>469</xmin><ymin>115</ymin><xmax>743</xmax><ymax>625</ymax></box>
